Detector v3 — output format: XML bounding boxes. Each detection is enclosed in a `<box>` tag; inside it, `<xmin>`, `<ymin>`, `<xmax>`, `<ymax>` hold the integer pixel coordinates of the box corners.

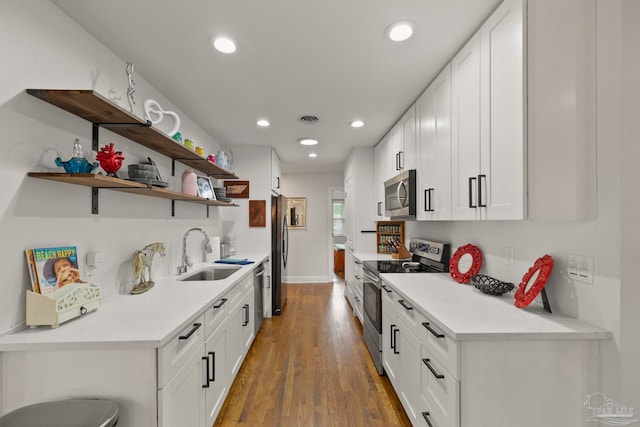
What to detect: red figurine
<box><xmin>96</xmin><ymin>143</ymin><xmax>125</xmax><ymax>176</ymax></box>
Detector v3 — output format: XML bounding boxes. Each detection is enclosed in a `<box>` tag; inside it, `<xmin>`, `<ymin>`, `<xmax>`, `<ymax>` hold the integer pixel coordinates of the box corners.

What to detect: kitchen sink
<box><xmin>180</xmin><ymin>266</ymin><xmax>241</xmax><ymax>281</ymax></box>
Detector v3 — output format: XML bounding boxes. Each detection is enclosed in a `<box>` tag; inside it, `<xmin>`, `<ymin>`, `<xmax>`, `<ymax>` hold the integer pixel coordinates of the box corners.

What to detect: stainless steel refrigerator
<box><xmin>271</xmin><ymin>195</ymin><xmax>288</xmax><ymax>315</ymax></box>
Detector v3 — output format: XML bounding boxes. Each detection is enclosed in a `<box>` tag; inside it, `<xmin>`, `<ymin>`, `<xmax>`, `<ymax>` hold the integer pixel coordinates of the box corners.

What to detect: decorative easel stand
<box><xmin>26</xmin><ymin>282</ymin><xmax>101</xmax><ymax>328</ymax></box>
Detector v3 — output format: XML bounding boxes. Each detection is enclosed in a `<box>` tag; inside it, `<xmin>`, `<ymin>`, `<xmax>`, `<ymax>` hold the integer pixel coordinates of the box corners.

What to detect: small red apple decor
<box><xmin>96</xmin><ymin>143</ymin><xmax>125</xmax><ymax>176</ymax></box>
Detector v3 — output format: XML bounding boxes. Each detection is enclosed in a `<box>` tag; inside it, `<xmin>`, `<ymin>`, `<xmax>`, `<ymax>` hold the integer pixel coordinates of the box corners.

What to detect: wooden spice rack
<box><xmin>26</xmin><ymin>89</ymin><xmax>239</xmax><ymax>215</ymax></box>
<box><xmin>376</xmin><ymin>221</ymin><xmax>405</xmax><ymax>254</ymax></box>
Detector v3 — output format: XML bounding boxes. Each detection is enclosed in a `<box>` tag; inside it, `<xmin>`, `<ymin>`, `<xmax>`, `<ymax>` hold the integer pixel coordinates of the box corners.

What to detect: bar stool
<box><xmin>0</xmin><ymin>399</ymin><xmax>119</xmax><ymax>427</ymax></box>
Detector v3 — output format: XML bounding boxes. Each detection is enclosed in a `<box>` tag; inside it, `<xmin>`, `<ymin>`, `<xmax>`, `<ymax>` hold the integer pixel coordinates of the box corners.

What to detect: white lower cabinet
<box><xmin>381</xmin><ymin>287</ymin><xmax>421</xmax><ymax>425</ymax></box>
<box><xmin>158</xmin><ymin>341</ymin><xmax>206</xmax><ymax>427</ymax></box>
<box><xmin>382</xmin><ymin>278</ymin><xmax>602</xmax><ymax>427</ymax></box>
<box><xmin>420</xmin><ymin>345</ymin><xmax>460</xmax><ymax>427</ymax></box>
<box><xmin>204</xmin><ymin>322</ymin><xmax>227</xmax><ymax>427</ymax></box>
<box><xmin>0</xmin><ymin>273</ymin><xmax>259</xmax><ymax>427</ymax></box>
<box><xmin>227</xmin><ymin>276</ymin><xmax>255</xmax><ymax>379</ymax></box>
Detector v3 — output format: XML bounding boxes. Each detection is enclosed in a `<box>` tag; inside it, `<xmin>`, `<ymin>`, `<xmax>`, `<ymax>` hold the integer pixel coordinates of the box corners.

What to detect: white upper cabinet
<box><xmin>344</xmin><ymin>148</ymin><xmax>376</xmax><ymax>252</ymax></box>
<box><xmin>389</xmin><ymin>106</ymin><xmax>417</xmax><ymax>175</ymax></box>
<box><xmin>451</xmin><ymin>32</ymin><xmax>483</xmax><ymax>220</ymax></box>
<box><xmin>479</xmin><ymin>0</ymin><xmax>525</xmax><ymax>220</ymax></box>
<box><xmin>527</xmin><ymin>0</ymin><xmax>596</xmax><ymax>220</ymax></box>
<box><xmin>452</xmin><ymin>0</ymin><xmax>524</xmax><ymax>220</ymax></box>
<box><xmin>416</xmin><ymin>64</ymin><xmax>452</xmax><ymax>221</ymax></box>
<box><xmin>271</xmin><ymin>148</ymin><xmax>281</xmax><ymax>195</ymax></box>
<box><xmin>374</xmin><ymin>133</ymin><xmax>392</xmax><ymax>219</ymax></box>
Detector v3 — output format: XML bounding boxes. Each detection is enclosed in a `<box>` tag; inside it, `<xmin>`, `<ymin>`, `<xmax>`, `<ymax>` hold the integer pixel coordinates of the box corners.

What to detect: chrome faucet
<box><xmin>177</xmin><ymin>228</ymin><xmax>213</xmax><ymax>274</ymax></box>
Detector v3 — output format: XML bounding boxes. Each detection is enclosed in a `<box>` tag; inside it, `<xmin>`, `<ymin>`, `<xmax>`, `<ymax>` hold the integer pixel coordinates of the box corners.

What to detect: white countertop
<box><xmin>381</xmin><ymin>272</ymin><xmax>610</xmax><ymax>341</ymax></box>
<box><xmin>353</xmin><ymin>252</ymin><xmax>401</xmax><ymax>261</ymax></box>
<box><xmin>0</xmin><ymin>253</ymin><xmax>268</xmax><ymax>351</ymax></box>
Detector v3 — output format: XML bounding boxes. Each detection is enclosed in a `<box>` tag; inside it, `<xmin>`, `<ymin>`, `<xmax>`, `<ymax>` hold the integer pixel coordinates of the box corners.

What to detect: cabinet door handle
<box><xmin>354</xmin><ymin>296</ymin><xmax>360</xmax><ymax>302</ymax></box>
<box><xmin>478</xmin><ymin>174</ymin><xmax>487</xmax><ymax>207</ymax></box>
<box><xmin>422</xmin><ymin>412</ymin><xmax>435</xmax><ymax>427</ymax></box>
<box><xmin>468</xmin><ymin>176</ymin><xmax>477</xmax><ymax>208</ymax></box>
<box><xmin>242</xmin><ymin>304</ymin><xmax>250</xmax><ymax>326</ymax></box>
<box><xmin>398</xmin><ymin>299</ymin><xmax>413</xmax><ymax>311</ymax></box>
<box><xmin>378</xmin><ymin>201</ymin><xmax>382</xmax><ymax>216</ymax></box>
<box><xmin>179</xmin><ymin>322</ymin><xmax>202</xmax><ymax>340</ymax></box>
<box><xmin>277</xmin><ymin>176</ymin><xmax>280</xmax><ymax>189</ymax></box>
<box><xmin>393</xmin><ymin>327</ymin><xmax>400</xmax><ymax>354</ymax></box>
<box><xmin>209</xmin><ymin>351</ymin><xmax>215</xmax><ymax>382</ymax></box>
<box><xmin>424</xmin><ymin>189</ymin><xmax>429</xmax><ymax>212</ymax></box>
<box><xmin>355</xmin><ymin>260</ymin><xmax>362</xmax><ymax>265</ymax></box>
<box><xmin>355</xmin><ymin>275</ymin><xmax>361</xmax><ymax>280</ymax></box>
<box><xmin>213</xmin><ymin>298</ymin><xmax>228</xmax><ymax>309</ymax></box>
<box><xmin>427</xmin><ymin>188</ymin><xmax>435</xmax><ymax>212</ymax></box>
<box><xmin>398</xmin><ymin>151</ymin><xmax>404</xmax><ymax>169</ymax></box>
<box><xmin>381</xmin><ymin>284</ymin><xmax>392</xmax><ymax>293</ymax></box>
<box><xmin>390</xmin><ymin>324</ymin><xmax>396</xmax><ymax>351</ymax></box>
<box><xmin>423</xmin><ymin>358</ymin><xmax>445</xmax><ymax>379</ymax></box>
<box><xmin>422</xmin><ymin>322</ymin><xmax>445</xmax><ymax>339</ymax></box>
<box><xmin>202</xmin><ymin>356</ymin><xmax>210</xmax><ymax>388</ymax></box>
<box><xmin>395</xmin><ymin>153</ymin><xmax>400</xmax><ymax>171</ymax></box>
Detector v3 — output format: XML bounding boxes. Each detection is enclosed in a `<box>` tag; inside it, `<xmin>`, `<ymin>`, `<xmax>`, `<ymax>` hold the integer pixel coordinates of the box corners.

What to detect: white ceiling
<box><xmin>51</xmin><ymin>0</ymin><xmax>500</xmax><ymax>174</ymax></box>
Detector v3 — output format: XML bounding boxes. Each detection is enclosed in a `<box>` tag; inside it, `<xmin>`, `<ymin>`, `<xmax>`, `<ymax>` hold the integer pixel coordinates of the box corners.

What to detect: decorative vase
<box><xmin>182</xmin><ymin>170</ymin><xmax>198</xmax><ymax>196</ymax></box>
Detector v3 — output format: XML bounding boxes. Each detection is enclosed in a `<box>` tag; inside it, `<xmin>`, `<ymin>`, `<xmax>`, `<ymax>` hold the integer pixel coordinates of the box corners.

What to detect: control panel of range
<box><xmin>409</xmin><ymin>238</ymin><xmax>450</xmax><ymax>263</ymax></box>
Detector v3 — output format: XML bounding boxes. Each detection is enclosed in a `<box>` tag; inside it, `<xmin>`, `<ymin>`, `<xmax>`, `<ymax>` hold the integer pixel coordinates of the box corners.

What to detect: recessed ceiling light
<box><xmin>308</xmin><ymin>153</ymin><xmax>318</xmax><ymax>158</ymax></box>
<box><xmin>386</xmin><ymin>21</ymin><xmax>416</xmax><ymax>42</ymax></box>
<box><xmin>256</xmin><ymin>119</ymin><xmax>270</xmax><ymax>127</ymax></box>
<box><xmin>299</xmin><ymin>138</ymin><xmax>319</xmax><ymax>146</ymax></box>
<box><xmin>212</xmin><ymin>36</ymin><xmax>237</xmax><ymax>54</ymax></box>
<box><xmin>350</xmin><ymin>120</ymin><xmax>364</xmax><ymax>128</ymax></box>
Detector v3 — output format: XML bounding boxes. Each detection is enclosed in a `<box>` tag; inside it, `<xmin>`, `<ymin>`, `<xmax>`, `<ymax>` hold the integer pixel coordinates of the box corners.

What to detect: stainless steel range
<box><xmin>361</xmin><ymin>238</ymin><xmax>451</xmax><ymax>375</ymax></box>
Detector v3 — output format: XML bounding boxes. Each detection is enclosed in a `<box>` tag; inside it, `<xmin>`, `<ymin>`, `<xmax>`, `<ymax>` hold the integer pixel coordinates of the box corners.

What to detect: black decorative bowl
<box><xmin>470</xmin><ymin>274</ymin><xmax>514</xmax><ymax>296</ymax></box>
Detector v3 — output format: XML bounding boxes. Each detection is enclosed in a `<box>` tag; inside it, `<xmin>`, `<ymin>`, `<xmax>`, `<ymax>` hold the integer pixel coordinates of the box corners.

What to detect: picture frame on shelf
<box><xmin>196</xmin><ymin>176</ymin><xmax>215</xmax><ymax>199</ymax></box>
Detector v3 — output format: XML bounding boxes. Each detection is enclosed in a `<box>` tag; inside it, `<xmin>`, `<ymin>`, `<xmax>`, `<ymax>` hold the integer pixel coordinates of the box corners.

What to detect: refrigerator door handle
<box><xmin>282</xmin><ymin>214</ymin><xmax>289</xmax><ymax>268</ymax></box>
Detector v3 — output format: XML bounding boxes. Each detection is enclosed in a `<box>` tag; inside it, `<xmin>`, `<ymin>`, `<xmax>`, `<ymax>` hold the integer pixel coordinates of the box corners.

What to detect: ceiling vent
<box><xmin>298</xmin><ymin>115</ymin><xmax>319</xmax><ymax>125</ymax></box>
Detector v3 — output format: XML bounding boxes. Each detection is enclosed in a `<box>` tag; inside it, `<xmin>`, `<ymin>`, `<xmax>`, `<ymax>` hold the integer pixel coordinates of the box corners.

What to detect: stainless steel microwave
<box><xmin>384</xmin><ymin>169</ymin><xmax>416</xmax><ymax>219</ymax></box>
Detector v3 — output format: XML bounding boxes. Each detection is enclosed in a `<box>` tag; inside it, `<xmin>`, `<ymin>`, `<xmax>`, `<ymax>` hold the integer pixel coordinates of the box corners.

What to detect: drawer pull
<box><xmin>179</xmin><ymin>322</ymin><xmax>202</xmax><ymax>340</ymax></box>
<box><xmin>422</xmin><ymin>322</ymin><xmax>445</xmax><ymax>339</ymax></box>
<box><xmin>213</xmin><ymin>298</ymin><xmax>228</xmax><ymax>309</ymax></box>
<box><xmin>422</xmin><ymin>412</ymin><xmax>435</xmax><ymax>427</ymax></box>
<box><xmin>423</xmin><ymin>358</ymin><xmax>445</xmax><ymax>379</ymax></box>
<box><xmin>381</xmin><ymin>284</ymin><xmax>392</xmax><ymax>293</ymax></box>
<box><xmin>202</xmin><ymin>356</ymin><xmax>210</xmax><ymax>388</ymax></box>
<box><xmin>398</xmin><ymin>299</ymin><xmax>413</xmax><ymax>311</ymax></box>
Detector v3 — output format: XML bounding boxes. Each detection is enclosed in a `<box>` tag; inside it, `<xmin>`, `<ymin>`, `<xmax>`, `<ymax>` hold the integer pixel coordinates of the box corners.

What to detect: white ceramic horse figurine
<box><xmin>131</xmin><ymin>242</ymin><xmax>166</xmax><ymax>294</ymax></box>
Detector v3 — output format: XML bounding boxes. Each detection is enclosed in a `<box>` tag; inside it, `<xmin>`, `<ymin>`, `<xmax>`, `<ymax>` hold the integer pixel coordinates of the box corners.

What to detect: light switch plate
<box><xmin>505</xmin><ymin>247</ymin><xmax>515</xmax><ymax>266</ymax></box>
<box><xmin>568</xmin><ymin>254</ymin><xmax>594</xmax><ymax>284</ymax></box>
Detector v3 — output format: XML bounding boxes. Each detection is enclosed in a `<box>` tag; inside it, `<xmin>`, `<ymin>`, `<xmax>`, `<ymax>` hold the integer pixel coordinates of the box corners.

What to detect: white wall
<box><xmin>0</xmin><ymin>1</ymin><xmax>227</xmax><ymax>334</ymax></box>
<box><xmin>220</xmin><ymin>146</ymin><xmax>273</xmax><ymax>255</ymax></box>
<box><xmin>281</xmin><ymin>173</ymin><xmax>344</xmax><ymax>282</ymax></box>
<box><xmin>620</xmin><ymin>0</ymin><xmax>640</xmax><ymax>411</ymax></box>
<box><xmin>406</xmin><ymin>0</ymin><xmax>632</xmax><ymax>407</ymax></box>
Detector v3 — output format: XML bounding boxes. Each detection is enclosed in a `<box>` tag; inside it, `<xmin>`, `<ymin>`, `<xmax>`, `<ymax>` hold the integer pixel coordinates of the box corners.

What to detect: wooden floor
<box><xmin>214</xmin><ymin>276</ymin><xmax>412</xmax><ymax>427</ymax></box>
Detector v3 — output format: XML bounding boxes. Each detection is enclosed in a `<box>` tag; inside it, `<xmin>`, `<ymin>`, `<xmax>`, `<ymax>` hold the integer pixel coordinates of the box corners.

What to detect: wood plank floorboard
<box><xmin>214</xmin><ymin>278</ymin><xmax>412</xmax><ymax>427</ymax></box>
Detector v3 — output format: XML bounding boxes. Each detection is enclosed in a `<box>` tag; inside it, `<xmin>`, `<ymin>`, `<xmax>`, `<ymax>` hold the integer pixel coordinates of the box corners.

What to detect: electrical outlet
<box><xmin>568</xmin><ymin>254</ymin><xmax>594</xmax><ymax>284</ymax></box>
<box><xmin>505</xmin><ymin>247</ymin><xmax>515</xmax><ymax>266</ymax></box>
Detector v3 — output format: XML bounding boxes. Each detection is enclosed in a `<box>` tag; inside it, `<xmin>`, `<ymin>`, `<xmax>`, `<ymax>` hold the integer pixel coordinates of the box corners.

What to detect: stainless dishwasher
<box><xmin>253</xmin><ymin>263</ymin><xmax>265</xmax><ymax>334</ymax></box>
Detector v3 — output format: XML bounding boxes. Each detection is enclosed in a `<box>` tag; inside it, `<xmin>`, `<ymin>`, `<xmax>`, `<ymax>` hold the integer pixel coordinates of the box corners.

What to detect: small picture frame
<box><xmin>197</xmin><ymin>176</ymin><xmax>215</xmax><ymax>199</ymax></box>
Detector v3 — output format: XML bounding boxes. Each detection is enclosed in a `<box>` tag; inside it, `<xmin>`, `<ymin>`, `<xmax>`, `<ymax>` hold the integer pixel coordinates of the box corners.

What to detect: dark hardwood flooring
<box><xmin>214</xmin><ymin>275</ymin><xmax>411</xmax><ymax>426</ymax></box>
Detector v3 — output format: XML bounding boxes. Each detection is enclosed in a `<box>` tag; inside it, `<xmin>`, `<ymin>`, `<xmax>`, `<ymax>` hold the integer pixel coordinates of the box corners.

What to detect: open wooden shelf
<box><xmin>26</xmin><ymin>89</ymin><xmax>238</xmax><ymax>179</ymax></box>
<box><xmin>28</xmin><ymin>173</ymin><xmax>238</xmax><ymax>207</ymax></box>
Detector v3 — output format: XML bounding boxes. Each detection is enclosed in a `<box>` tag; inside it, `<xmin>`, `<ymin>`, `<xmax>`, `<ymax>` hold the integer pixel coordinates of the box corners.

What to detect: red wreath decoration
<box><xmin>449</xmin><ymin>244</ymin><xmax>483</xmax><ymax>284</ymax></box>
<box><xmin>514</xmin><ymin>255</ymin><xmax>554</xmax><ymax>308</ymax></box>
